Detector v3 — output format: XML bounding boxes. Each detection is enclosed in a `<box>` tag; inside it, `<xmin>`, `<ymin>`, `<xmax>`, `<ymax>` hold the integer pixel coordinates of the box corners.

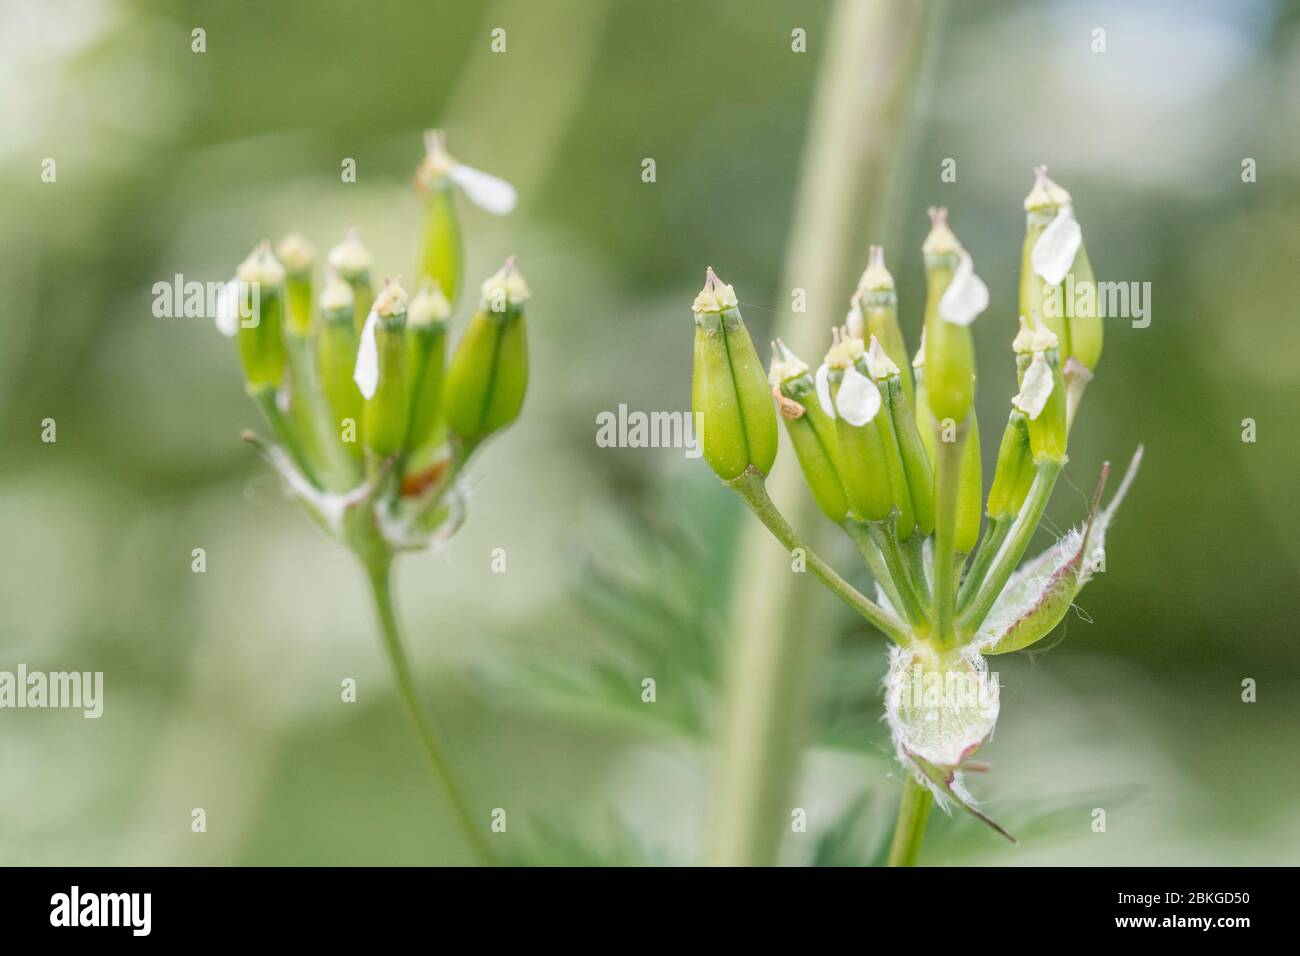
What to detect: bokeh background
<box><xmin>2</xmin><ymin>0</ymin><xmax>1297</xmax><ymax>865</ymax></box>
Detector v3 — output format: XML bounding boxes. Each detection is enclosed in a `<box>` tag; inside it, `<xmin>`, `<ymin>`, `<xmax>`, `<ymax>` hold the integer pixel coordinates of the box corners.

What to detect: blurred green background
<box><xmin>2</xmin><ymin>0</ymin><xmax>1297</xmax><ymax>865</ymax></box>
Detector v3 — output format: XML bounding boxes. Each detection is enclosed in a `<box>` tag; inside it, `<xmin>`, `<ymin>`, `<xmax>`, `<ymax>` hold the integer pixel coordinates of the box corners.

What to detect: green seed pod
<box><xmin>824</xmin><ymin>333</ymin><xmax>893</xmax><ymax>522</ymax></box>
<box><xmin>1021</xmin><ymin>166</ymin><xmax>1079</xmax><ymax>360</ymax></box>
<box><xmin>921</xmin><ymin>208</ymin><xmax>985</xmax><ymax>425</ymax></box>
<box><xmin>955</xmin><ymin>409</ymin><xmax>982</xmax><ymax>553</ymax></box>
<box><xmin>443</xmin><ymin>258</ymin><xmax>531</xmax><ymax>450</ymax></box>
<box><xmin>1012</xmin><ymin>315</ymin><xmax>1068</xmax><ymax>464</ymax></box>
<box><xmin>690</xmin><ymin>268</ymin><xmax>777</xmax><ymax>481</ymax></box>
<box><xmin>1067</xmin><ymin>242</ymin><xmax>1102</xmax><ymax>371</ymax></box>
<box><xmin>986</xmin><ymin>409</ymin><xmax>1032</xmax><ymax>520</ymax></box>
<box><xmin>416</xmin><ymin>131</ymin><xmax>464</xmax><ymax>307</ymax></box>
<box><xmin>769</xmin><ymin>340</ymin><xmax>847</xmax><ymax>523</ymax></box>
<box><xmin>328</xmin><ymin>226</ymin><xmax>374</xmax><ymax>334</ymax></box>
<box><xmin>852</xmin><ymin>246</ymin><xmax>915</xmax><ymax>407</ymax></box>
<box><xmin>234</xmin><ymin>241</ymin><xmax>287</xmax><ymax>388</ymax></box>
<box><xmin>275</xmin><ymin>232</ymin><xmax>316</xmax><ymax>338</ymax></box>
<box><xmin>404</xmin><ymin>279</ymin><xmax>452</xmax><ymax>454</ymax></box>
<box><xmin>358</xmin><ymin>280</ymin><xmax>411</xmax><ymax>460</ymax></box>
<box><xmin>887</xmin><ymin>374</ymin><xmax>935</xmax><ymax>536</ymax></box>
<box><xmin>861</xmin><ymin>338</ymin><xmax>914</xmax><ymax>539</ymax></box>
<box><xmin>317</xmin><ymin>272</ymin><xmax>364</xmax><ymax>462</ymax></box>
<box><xmin>911</xmin><ymin>335</ymin><xmax>938</xmax><ymax>468</ymax></box>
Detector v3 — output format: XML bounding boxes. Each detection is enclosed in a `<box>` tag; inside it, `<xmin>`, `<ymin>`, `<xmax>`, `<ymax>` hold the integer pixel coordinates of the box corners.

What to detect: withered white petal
<box><xmin>834</xmin><ymin>365</ymin><xmax>881</xmax><ymax>426</ymax></box>
<box><xmin>814</xmin><ymin>363</ymin><xmax>835</xmax><ymax>418</ymax></box>
<box><xmin>938</xmin><ymin>251</ymin><xmax>989</xmax><ymax>326</ymax></box>
<box><xmin>215</xmin><ymin>277</ymin><xmax>240</xmax><ymax>337</ymax></box>
<box><xmin>1012</xmin><ymin>351</ymin><xmax>1054</xmax><ymax>419</ymax></box>
<box><xmin>1031</xmin><ymin>205</ymin><xmax>1082</xmax><ymax>286</ymax></box>
<box><xmin>353</xmin><ymin>309</ymin><xmax>380</xmax><ymax>399</ymax></box>
<box><xmin>450</xmin><ymin>163</ymin><xmax>518</xmax><ymax>215</ymax></box>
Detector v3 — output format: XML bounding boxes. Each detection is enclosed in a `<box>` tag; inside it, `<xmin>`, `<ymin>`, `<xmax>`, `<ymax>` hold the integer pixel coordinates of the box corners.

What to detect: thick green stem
<box><xmin>730</xmin><ymin>471</ymin><xmax>910</xmax><ymax>644</ymax></box>
<box><xmin>365</xmin><ymin>558</ymin><xmax>497</xmax><ymax>866</ymax></box>
<box><xmin>932</xmin><ymin>425</ymin><xmax>966</xmax><ymax>646</ymax></box>
<box><xmin>956</xmin><ymin>514</ymin><xmax>1010</xmax><ymax>614</ymax></box>
<box><xmin>959</xmin><ymin>460</ymin><xmax>1064</xmax><ymax>636</ymax></box>
<box><xmin>886</xmin><ymin>774</ymin><xmax>933</xmax><ymax>866</ymax></box>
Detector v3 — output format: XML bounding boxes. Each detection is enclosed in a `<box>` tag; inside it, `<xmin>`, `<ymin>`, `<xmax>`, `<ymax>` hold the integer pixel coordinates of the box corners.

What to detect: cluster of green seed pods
<box><xmin>216</xmin><ymin>130</ymin><xmax>526</xmax><ymax>512</ymax></box>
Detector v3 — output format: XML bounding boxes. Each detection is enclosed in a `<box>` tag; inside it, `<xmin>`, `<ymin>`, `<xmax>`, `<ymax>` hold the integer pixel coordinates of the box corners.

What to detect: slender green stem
<box><xmin>956</xmin><ymin>514</ymin><xmax>1010</xmax><ymax>614</ymax></box>
<box><xmin>365</xmin><ymin>558</ymin><xmax>497</xmax><ymax>866</ymax></box>
<box><xmin>729</xmin><ymin>471</ymin><xmax>910</xmax><ymax>644</ymax></box>
<box><xmin>886</xmin><ymin>774</ymin><xmax>933</xmax><ymax>867</ymax></box>
<box><xmin>904</xmin><ymin>532</ymin><xmax>931</xmax><ymax>607</ymax></box>
<box><xmin>959</xmin><ymin>460</ymin><xmax>1064</xmax><ymax>636</ymax></box>
<box><xmin>932</xmin><ymin>425</ymin><xmax>966</xmax><ymax>646</ymax></box>
<box><xmin>251</xmin><ymin>384</ymin><xmax>321</xmax><ymax>488</ymax></box>
<box><xmin>842</xmin><ymin>520</ymin><xmax>909</xmax><ymax>627</ymax></box>
<box><xmin>869</xmin><ymin>519</ymin><xmax>929</xmax><ymax>633</ymax></box>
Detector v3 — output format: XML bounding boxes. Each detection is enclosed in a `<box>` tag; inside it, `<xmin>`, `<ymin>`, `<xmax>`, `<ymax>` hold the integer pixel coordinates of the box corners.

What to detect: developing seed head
<box><xmin>1023</xmin><ymin>164</ymin><xmax>1073</xmax><ymax>212</ymax></box>
<box><xmin>408</xmin><ymin>279</ymin><xmax>452</xmax><ymax>328</ymax></box>
<box><xmin>921</xmin><ymin>207</ymin><xmax>961</xmax><ymax>258</ymax></box>
<box><xmin>767</xmin><ymin>338</ymin><xmax>809</xmax><ymax>388</ymax></box>
<box><xmin>275</xmin><ymin>232</ymin><xmax>316</xmax><ymax>275</ymax></box>
<box><xmin>856</xmin><ymin>245</ymin><xmax>895</xmax><ymax>294</ymax></box>
<box><xmin>692</xmin><ymin>266</ymin><xmax>738</xmax><ymax>314</ymax></box>
<box><xmin>236</xmin><ymin>240</ymin><xmax>286</xmax><ymax>286</ymax></box>
<box><xmin>480</xmin><ymin>256</ymin><xmax>530</xmax><ymax>310</ymax></box>
<box><xmin>328</xmin><ymin>226</ymin><xmax>373</xmax><ymax>280</ymax></box>
<box><xmin>319</xmin><ymin>270</ymin><xmax>354</xmax><ymax>315</ymax></box>
<box><xmin>823</xmin><ymin>326</ymin><xmax>866</xmax><ymax>370</ymax></box>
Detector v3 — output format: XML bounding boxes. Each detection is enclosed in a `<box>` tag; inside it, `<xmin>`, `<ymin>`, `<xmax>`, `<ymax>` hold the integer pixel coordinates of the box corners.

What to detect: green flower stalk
<box><xmin>690</xmin><ymin>268</ymin><xmax>778</xmax><ymax>482</ymax></box>
<box><xmin>276</xmin><ymin>232</ymin><xmax>317</xmax><ymax>338</ymax></box>
<box><xmin>210</xmin><ymin>128</ymin><xmax>526</xmax><ymax>866</ymax></box>
<box><xmin>404</xmin><ymin>280</ymin><xmax>452</xmax><ymax>456</ymax></box>
<box><xmin>443</xmin><ymin>257</ymin><xmax>531</xmax><ymax>456</ymax></box>
<box><xmin>356</xmin><ymin>279</ymin><xmax>411</xmax><ymax>463</ymax></box>
<box><xmin>416</xmin><ymin>129</ymin><xmax>519</xmax><ymax>308</ymax></box>
<box><xmin>684</xmin><ymin>168</ymin><xmax>1141</xmax><ymax>867</ymax></box>
<box><xmin>328</xmin><ymin>226</ymin><xmax>375</xmax><ymax>334</ymax></box>
<box><xmin>768</xmin><ymin>340</ymin><xmax>848</xmax><ymax>524</ymax></box>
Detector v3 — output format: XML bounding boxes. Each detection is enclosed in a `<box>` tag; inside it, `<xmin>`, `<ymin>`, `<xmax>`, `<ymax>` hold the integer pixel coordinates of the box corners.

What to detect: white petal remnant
<box><xmin>938</xmin><ymin>251</ymin><xmax>989</xmax><ymax>326</ymax></box>
<box><xmin>767</xmin><ymin>339</ymin><xmax>809</xmax><ymax>388</ymax></box>
<box><xmin>328</xmin><ymin>226</ymin><xmax>373</xmax><ymax>279</ymax></box>
<box><xmin>692</xmin><ymin>266</ymin><xmax>738</xmax><ymax>314</ymax></box>
<box><xmin>1031</xmin><ymin>205</ymin><xmax>1083</xmax><ymax>286</ymax></box>
<box><xmin>215</xmin><ymin>277</ymin><xmax>240</xmax><ymax>337</ymax></box>
<box><xmin>814</xmin><ymin>363</ymin><xmax>835</xmax><ymax>418</ymax></box>
<box><xmin>834</xmin><ymin>365</ymin><xmax>881</xmax><ymax>426</ymax></box>
<box><xmin>480</xmin><ymin>256</ymin><xmax>531</xmax><ymax>310</ymax></box>
<box><xmin>844</xmin><ymin>297</ymin><xmax>865</xmax><ymax>340</ymax></box>
<box><xmin>865</xmin><ymin>335</ymin><xmax>900</xmax><ymax>380</ymax></box>
<box><xmin>449</xmin><ymin>163</ymin><xmax>518</xmax><ymax>215</ymax></box>
<box><xmin>1012</xmin><ymin>351</ymin><xmax>1055</xmax><ymax>419</ymax></box>
<box><xmin>885</xmin><ymin>644</ymin><xmax>1001</xmax><ymax>770</ymax></box>
<box><xmin>353</xmin><ymin>309</ymin><xmax>380</xmax><ymax>399</ymax></box>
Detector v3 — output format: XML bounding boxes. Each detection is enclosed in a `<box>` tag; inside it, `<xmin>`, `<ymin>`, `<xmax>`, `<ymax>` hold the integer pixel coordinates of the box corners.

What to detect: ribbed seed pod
<box><xmin>404</xmin><ymin>280</ymin><xmax>452</xmax><ymax>455</ymax></box>
<box><xmin>769</xmin><ymin>340</ymin><xmax>847</xmax><ymax>523</ymax></box>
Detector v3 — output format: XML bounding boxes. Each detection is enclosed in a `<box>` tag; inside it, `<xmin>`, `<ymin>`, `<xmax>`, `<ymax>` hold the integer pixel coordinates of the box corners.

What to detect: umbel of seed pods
<box><xmin>691</xmin><ymin>168</ymin><xmax>1139</xmax><ymax>831</ymax></box>
<box><xmin>214</xmin><ymin>131</ymin><xmax>528</xmax><ymax>557</ymax></box>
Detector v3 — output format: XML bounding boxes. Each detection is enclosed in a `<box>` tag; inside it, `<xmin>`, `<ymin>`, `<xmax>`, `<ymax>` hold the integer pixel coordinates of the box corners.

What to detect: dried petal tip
<box><xmin>236</xmin><ymin>240</ymin><xmax>286</xmax><ymax>286</ymax></box>
<box><xmin>275</xmin><ymin>232</ymin><xmax>316</xmax><ymax>274</ymax></box>
<box><xmin>408</xmin><ymin>279</ymin><xmax>451</xmax><ymax>327</ymax></box>
<box><xmin>865</xmin><ymin>335</ymin><xmax>900</xmax><ymax>380</ymax></box>
<box><xmin>374</xmin><ymin>278</ymin><xmax>409</xmax><ymax>318</ymax></box>
<box><xmin>921</xmin><ymin>207</ymin><xmax>960</xmax><ymax>257</ymax></box>
<box><xmin>328</xmin><ymin>226</ymin><xmax>373</xmax><ymax>278</ymax></box>
<box><xmin>480</xmin><ymin>256</ymin><xmax>531</xmax><ymax>309</ymax></box>
<box><xmin>691</xmin><ymin>266</ymin><xmax>738</xmax><ymax>314</ymax></box>
<box><xmin>767</xmin><ymin>338</ymin><xmax>809</xmax><ymax>387</ymax></box>
<box><xmin>1023</xmin><ymin>164</ymin><xmax>1073</xmax><ymax>212</ymax></box>
<box><xmin>319</xmin><ymin>271</ymin><xmax>355</xmax><ymax>313</ymax></box>
<box><xmin>857</xmin><ymin>244</ymin><xmax>895</xmax><ymax>293</ymax></box>
<box><xmin>824</xmin><ymin>326</ymin><xmax>865</xmax><ymax>369</ymax></box>
<box><xmin>1012</xmin><ymin>314</ymin><xmax>1059</xmax><ymax>354</ymax></box>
